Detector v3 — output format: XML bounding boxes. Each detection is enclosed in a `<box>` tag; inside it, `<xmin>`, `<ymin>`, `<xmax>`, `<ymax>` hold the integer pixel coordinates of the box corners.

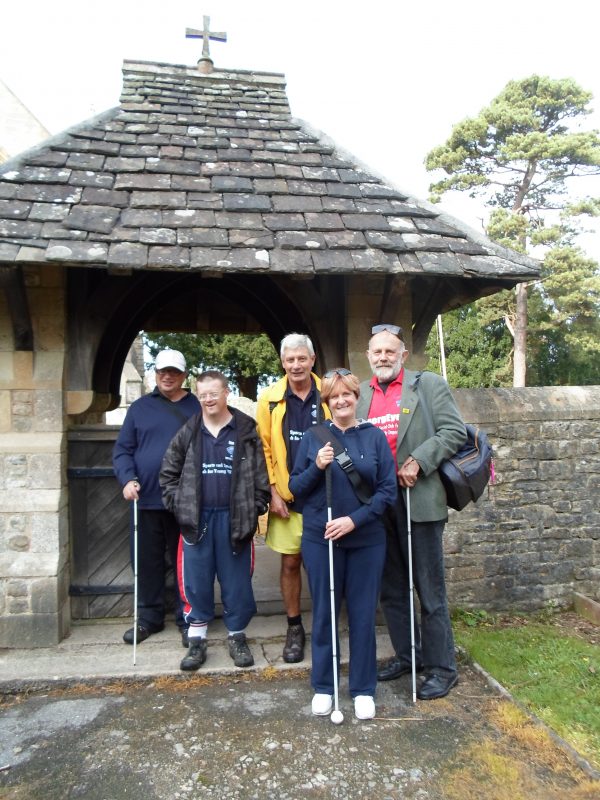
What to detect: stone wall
<box><xmin>0</xmin><ymin>264</ymin><xmax>69</xmax><ymax>647</ymax></box>
<box><xmin>446</xmin><ymin>386</ymin><xmax>600</xmax><ymax>612</ymax></box>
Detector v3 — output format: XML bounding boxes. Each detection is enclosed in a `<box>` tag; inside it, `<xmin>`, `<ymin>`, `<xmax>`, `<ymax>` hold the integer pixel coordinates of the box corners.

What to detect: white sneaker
<box><xmin>311</xmin><ymin>693</ymin><xmax>333</xmax><ymax>716</ymax></box>
<box><xmin>354</xmin><ymin>695</ymin><xmax>375</xmax><ymax>720</ymax></box>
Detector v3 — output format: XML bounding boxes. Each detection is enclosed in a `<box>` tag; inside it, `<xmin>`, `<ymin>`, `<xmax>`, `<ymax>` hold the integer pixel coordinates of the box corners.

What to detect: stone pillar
<box><xmin>0</xmin><ymin>264</ymin><xmax>69</xmax><ymax>647</ymax></box>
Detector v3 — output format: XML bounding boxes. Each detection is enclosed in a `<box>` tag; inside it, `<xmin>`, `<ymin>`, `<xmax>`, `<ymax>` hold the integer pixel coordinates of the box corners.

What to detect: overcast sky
<box><xmin>2</xmin><ymin>0</ymin><xmax>599</xmax><ymax>253</ymax></box>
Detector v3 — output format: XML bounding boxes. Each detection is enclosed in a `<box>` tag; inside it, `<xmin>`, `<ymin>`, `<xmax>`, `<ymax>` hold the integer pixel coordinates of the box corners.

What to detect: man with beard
<box><xmin>356</xmin><ymin>324</ymin><xmax>466</xmax><ymax>700</ymax></box>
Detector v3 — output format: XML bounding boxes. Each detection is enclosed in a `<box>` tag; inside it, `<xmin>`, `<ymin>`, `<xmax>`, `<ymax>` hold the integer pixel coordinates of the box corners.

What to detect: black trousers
<box><xmin>130</xmin><ymin>509</ymin><xmax>185</xmax><ymax>630</ymax></box>
<box><xmin>380</xmin><ymin>491</ymin><xmax>457</xmax><ymax>677</ymax></box>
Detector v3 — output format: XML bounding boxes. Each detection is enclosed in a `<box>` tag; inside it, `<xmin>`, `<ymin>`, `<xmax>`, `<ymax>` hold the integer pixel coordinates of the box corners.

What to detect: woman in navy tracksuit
<box><xmin>289</xmin><ymin>369</ymin><xmax>397</xmax><ymax>720</ymax></box>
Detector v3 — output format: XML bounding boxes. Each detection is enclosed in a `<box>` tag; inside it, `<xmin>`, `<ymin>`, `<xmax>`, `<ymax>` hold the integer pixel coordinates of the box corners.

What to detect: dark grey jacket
<box><xmin>159</xmin><ymin>407</ymin><xmax>270</xmax><ymax>551</ymax></box>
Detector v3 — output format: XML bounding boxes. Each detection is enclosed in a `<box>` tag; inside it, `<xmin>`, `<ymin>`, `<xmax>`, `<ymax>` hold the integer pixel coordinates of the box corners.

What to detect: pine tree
<box><xmin>426</xmin><ymin>76</ymin><xmax>600</xmax><ymax>386</ymax></box>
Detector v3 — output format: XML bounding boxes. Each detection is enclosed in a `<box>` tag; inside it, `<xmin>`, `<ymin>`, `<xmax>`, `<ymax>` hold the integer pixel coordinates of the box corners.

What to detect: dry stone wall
<box><xmin>446</xmin><ymin>386</ymin><xmax>600</xmax><ymax>612</ymax></box>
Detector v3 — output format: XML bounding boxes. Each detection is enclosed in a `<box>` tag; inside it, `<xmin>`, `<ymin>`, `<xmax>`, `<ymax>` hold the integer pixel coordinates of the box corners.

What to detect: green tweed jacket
<box><xmin>356</xmin><ymin>369</ymin><xmax>467</xmax><ymax>522</ymax></box>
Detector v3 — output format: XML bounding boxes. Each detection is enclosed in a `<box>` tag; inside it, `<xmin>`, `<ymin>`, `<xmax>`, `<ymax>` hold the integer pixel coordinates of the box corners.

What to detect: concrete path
<box><xmin>0</xmin><ymin>613</ymin><xmax>393</xmax><ymax>691</ymax></box>
<box><xmin>1</xmin><ymin>625</ymin><xmax>597</xmax><ymax>800</ymax></box>
<box><xmin>2</xmin><ymin>613</ymin><xmax>599</xmax><ymax>798</ymax></box>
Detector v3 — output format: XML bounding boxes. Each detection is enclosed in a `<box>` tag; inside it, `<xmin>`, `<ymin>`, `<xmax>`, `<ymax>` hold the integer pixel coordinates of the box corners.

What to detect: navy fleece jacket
<box><xmin>112</xmin><ymin>387</ymin><xmax>200</xmax><ymax>509</ymax></box>
<box><xmin>289</xmin><ymin>420</ymin><xmax>397</xmax><ymax>548</ymax></box>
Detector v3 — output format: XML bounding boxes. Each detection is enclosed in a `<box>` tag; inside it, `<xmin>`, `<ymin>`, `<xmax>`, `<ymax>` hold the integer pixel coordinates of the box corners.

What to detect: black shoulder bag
<box><xmin>414</xmin><ymin>373</ymin><xmax>493</xmax><ymax>511</ymax></box>
<box><xmin>311</xmin><ymin>424</ymin><xmax>372</xmax><ymax>505</ymax></box>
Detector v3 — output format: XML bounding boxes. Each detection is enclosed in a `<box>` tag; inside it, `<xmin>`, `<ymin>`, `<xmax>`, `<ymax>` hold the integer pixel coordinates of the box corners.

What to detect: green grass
<box><xmin>453</xmin><ymin>610</ymin><xmax>600</xmax><ymax>771</ymax></box>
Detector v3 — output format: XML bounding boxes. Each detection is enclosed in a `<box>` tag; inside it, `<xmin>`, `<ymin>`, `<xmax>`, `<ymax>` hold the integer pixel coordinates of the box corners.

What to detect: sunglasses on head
<box><xmin>324</xmin><ymin>368</ymin><xmax>352</xmax><ymax>379</ymax></box>
<box><xmin>371</xmin><ymin>323</ymin><xmax>403</xmax><ymax>337</ymax></box>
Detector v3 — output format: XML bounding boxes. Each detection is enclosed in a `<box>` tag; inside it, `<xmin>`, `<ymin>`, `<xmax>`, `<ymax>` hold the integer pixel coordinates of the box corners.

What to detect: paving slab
<box><xmin>1</xmin><ymin>657</ymin><xmax>596</xmax><ymax>800</ymax></box>
<box><xmin>0</xmin><ymin>613</ymin><xmax>394</xmax><ymax>692</ymax></box>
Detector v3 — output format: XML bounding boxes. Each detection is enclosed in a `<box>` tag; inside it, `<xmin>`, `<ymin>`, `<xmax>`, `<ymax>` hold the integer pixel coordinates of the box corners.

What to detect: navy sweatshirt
<box><xmin>112</xmin><ymin>387</ymin><xmax>200</xmax><ymax>510</ymax></box>
<box><xmin>289</xmin><ymin>420</ymin><xmax>397</xmax><ymax>548</ymax></box>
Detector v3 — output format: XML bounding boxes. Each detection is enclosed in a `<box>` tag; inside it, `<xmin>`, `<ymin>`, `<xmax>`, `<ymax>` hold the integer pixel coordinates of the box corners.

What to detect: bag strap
<box><xmin>311</xmin><ymin>423</ymin><xmax>372</xmax><ymax>505</ymax></box>
<box><xmin>156</xmin><ymin>392</ymin><xmax>192</xmax><ymax>425</ymax></box>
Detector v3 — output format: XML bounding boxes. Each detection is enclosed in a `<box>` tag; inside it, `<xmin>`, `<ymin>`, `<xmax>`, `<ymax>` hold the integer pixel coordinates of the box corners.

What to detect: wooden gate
<box><xmin>68</xmin><ymin>425</ymin><xmax>180</xmax><ymax>619</ymax></box>
<box><xmin>67</xmin><ymin>425</ymin><xmax>302</xmax><ymax>620</ymax></box>
<box><xmin>68</xmin><ymin>426</ymin><xmax>132</xmax><ymax>619</ymax></box>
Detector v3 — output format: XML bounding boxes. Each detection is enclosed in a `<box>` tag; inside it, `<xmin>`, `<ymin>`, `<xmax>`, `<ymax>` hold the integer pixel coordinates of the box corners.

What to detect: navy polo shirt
<box><xmin>201</xmin><ymin>417</ymin><xmax>236</xmax><ymax>508</ymax></box>
<box><xmin>285</xmin><ymin>381</ymin><xmax>319</xmax><ymax>475</ymax></box>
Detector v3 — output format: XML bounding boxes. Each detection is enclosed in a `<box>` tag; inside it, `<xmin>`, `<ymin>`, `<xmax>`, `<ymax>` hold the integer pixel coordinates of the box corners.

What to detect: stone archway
<box><xmin>66</xmin><ymin>265</ymin><xmax>349</xmax><ymax>621</ymax></box>
<box><xmin>66</xmin><ymin>266</ymin><xmax>348</xmax><ymax>418</ymax></box>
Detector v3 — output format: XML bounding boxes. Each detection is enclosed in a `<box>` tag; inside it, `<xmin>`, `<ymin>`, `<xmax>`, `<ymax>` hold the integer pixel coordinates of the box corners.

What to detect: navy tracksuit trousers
<box><xmin>302</xmin><ymin>537</ymin><xmax>386</xmax><ymax>698</ymax></box>
<box><xmin>178</xmin><ymin>508</ymin><xmax>256</xmax><ymax>633</ymax></box>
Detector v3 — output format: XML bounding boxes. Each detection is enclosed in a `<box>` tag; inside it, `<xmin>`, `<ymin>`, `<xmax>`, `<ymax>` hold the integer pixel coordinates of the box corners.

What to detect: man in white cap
<box><xmin>113</xmin><ymin>350</ymin><xmax>200</xmax><ymax>647</ymax></box>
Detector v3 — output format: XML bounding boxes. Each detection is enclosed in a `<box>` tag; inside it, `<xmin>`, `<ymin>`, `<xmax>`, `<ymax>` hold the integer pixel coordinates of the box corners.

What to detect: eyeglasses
<box><xmin>324</xmin><ymin>368</ymin><xmax>352</xmax><ymax>379</ymax></box>
<box><xmin>156</xmin><ymin>368</ymin><xmax>184</xmax><ymax>376</ymax></box>
<box><xmin>371</xmin><ymin>323</ymin><xmax>403</xmax><ymax>337</ymax></box>
<box><xmin>197</xmin><ymin>390</ymin><xmax>224</xmax><ymax>401</ymax></box>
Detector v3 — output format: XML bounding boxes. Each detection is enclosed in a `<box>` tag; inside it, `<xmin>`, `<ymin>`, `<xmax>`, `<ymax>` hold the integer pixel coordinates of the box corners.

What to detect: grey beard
<box><xmin>374</xmin><ymin>365</ymin><xmax>401</xmax><ymax>381</ymax></box>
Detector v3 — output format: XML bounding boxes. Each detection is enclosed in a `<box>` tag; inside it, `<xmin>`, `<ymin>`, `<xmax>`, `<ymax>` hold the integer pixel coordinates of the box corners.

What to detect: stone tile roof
<box><xmin>0</xmin><ymin>60</ymin><xmax>539</xmax><ymax>281</ymax></box>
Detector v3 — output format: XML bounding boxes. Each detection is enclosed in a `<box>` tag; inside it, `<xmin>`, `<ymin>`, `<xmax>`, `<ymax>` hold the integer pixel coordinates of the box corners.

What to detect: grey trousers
<box><xmin>380</xmin><ymin>491</ymin><xmax>457</xmax><ymax>677</ymax></box>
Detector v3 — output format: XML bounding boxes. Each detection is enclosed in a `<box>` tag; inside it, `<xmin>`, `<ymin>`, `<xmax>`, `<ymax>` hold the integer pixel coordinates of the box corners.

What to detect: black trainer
<box><xmin>228</xmin><ymin>633</ymin><xmax>254</xmax><ymax>668</ymax></box>
<box><xmin>283</xmin><ymin>623</ymin><xmax>305</xmax><ymax>663</ymax></box>
<box><xmin>180</xmin><ymin>628</ymin><xmax>189</xmax><ymax>648</ymax></box>
<box><xmin>180</xmin><ymin>639</ymin><xmax>208</xmax><ymax>671</ymax></box>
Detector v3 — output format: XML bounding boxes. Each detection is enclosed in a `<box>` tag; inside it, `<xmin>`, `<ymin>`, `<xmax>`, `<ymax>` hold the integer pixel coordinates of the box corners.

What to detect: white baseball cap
<box><xmin>155</xmin><ymin>350</ymin><xmax>186</xmax><ymax>372</ymax></box>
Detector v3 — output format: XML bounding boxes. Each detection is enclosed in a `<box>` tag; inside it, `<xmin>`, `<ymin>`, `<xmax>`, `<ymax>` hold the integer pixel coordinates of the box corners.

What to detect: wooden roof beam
<box><xmin>0</xmin><ymin>265</ymin><xmax>33</xmax><ymax>350</ymax></box>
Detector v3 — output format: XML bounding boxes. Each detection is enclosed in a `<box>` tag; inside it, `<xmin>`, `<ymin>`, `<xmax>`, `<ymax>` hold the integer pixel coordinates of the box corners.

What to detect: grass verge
<box><xmin>453</xmin><ymin>609</ymin><xmax>600</xmax><ymax>772</ymax></box>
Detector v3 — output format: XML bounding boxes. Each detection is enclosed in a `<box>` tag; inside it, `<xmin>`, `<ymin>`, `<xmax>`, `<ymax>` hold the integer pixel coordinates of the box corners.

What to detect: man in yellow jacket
<box><xmin>256</xmin><ymin>333</ymin><xmax>330</xmax><ymax>663</ymax></box>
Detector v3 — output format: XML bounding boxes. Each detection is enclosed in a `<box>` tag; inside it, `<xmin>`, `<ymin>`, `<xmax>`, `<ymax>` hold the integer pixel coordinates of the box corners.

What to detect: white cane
<box><xmin>406</xmin><ymin>487</ymin><xmax>417</xmax><ymax>703</ymax></box>
<box><xmin>326</xmin><ymin>465</ymin><xmax>344</xmax><ymax>725</ymax></box>
<box><xmin>133</xmin><ymin>498</ymin><xmax>138</xmax><ymax>667</ymax></box>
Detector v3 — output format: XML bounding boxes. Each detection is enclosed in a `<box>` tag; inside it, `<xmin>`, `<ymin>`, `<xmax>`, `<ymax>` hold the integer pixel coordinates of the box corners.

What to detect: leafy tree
<box><xmin>425</xmin><ymin>305</ymin><xmax>513</xmax><ymax>387</ymax></box>
<box><xmin>145</xmin><ymin>332</ymin><xmax>282</xmax><ymax>400</ymax></box>
<box><xmin>426</xmin><ymin>76</ymin><xmax>600</xmax><ymax>386</ymax></box>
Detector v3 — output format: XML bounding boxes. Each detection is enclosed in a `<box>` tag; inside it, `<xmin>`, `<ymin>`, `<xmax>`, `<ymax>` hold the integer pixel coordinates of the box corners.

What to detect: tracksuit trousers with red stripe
<box><xmin>177</xmin><ymin>508</ymin><xmax>256</xmax><ymax>632</ymax></box>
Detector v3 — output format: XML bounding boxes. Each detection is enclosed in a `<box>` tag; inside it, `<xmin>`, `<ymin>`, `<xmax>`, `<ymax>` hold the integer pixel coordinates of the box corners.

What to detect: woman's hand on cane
<box><xmin>316</xmin><ymin>442</ymin><xmax>335</xmax><ymax>470</ymax></box>
<box><xmin>325</xmin><ymin>516</ymin><xmax>355</xmax><ymax>541</ymax></box>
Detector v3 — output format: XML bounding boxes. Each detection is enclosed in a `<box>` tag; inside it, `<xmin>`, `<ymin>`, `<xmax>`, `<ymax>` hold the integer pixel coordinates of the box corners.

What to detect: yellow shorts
<box><xmin>265</xmin><ymin>509</ymin><xmax>303</xmax><ymax>555</ymax></box>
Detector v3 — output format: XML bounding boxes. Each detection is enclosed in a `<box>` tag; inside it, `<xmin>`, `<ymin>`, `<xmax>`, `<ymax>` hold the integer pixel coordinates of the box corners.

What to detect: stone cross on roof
<box><xmin>186</xmin><ymin>15</ymin><xmax>227</xmax><ymax>73</ymax></box>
